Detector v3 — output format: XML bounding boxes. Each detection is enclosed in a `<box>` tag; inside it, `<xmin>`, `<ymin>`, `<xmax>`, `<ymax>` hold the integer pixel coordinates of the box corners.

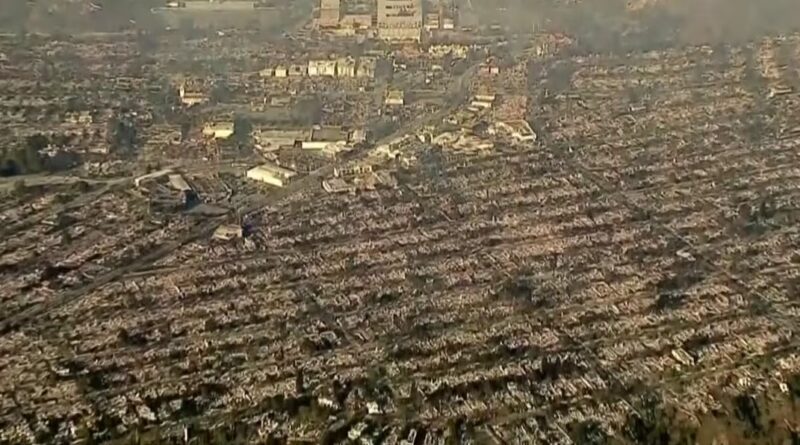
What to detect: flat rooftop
<box><xmin>154</xmin><ymin>1</ymin><xmax>268</xmax><ymax>12</ymax></box>
<box><xmin>312</xmin><ymin>127</ymin><xmax>349</xmax><ymax>142</ymax></box>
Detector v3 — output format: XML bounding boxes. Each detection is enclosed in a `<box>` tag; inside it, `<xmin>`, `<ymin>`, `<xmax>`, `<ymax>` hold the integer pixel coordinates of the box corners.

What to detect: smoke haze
<box><xmin>0</xmin><ymin>0</ymin><xmax>161</xmax><ymax>33</ymax></box>
<box><xmin>1</xmin><ymin>0</ymin><xmax>798</xmax><ymax>48</ymax></box>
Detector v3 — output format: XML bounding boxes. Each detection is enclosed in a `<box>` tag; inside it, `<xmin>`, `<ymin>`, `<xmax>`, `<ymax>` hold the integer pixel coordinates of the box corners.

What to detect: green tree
<box><xmin>0</xmin><ymin>158</ymin><xmax>20</xmax><ymax>177</ymax></box>
<box><xmin>108</xmin><ymin>116</ymin><xmax>138</xmax><ymax>153</ymax></box>
<box><xmin>22</xmin><ymin>133</ymin><xmax>48</xmax><ymax>173</ymax></box>
<box><xmin>24</xmin><ymin>146</ymin><xmax>43</xmax><ymax>172</ymax></box>
<box><xmin>210</xmin><ymin>82</ymin><xmax>232</xmax><ymax>104</ymax></box>
<box><xmin>233</xmin><ymin>116</ymin><xmax>253</xmax><ymax>143</ymax></box>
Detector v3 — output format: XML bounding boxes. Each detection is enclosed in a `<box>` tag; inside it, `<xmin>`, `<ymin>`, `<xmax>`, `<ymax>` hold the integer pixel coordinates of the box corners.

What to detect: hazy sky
<box><xmin>2</xmin><ymin>0</ymin><xmax>799</xmax><ymax>48</ymax></box>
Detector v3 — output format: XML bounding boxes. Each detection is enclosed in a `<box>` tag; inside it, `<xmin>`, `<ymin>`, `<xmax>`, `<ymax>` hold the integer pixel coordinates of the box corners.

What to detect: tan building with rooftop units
<box><xmin>377</xmin><ymin>0</ymin><xmax>422</xmax><ymax>42</ymax></box>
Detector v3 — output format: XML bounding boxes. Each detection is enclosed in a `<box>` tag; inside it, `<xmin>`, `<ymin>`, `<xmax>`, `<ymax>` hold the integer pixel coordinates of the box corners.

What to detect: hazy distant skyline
<box><xmin>3</xmin><ymin>0</ymin><xmax>799</xmax><ymax>50</ymax></box>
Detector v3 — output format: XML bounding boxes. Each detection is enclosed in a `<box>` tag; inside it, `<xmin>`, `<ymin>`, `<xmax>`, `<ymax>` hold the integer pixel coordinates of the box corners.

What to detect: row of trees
<box><xmin>0</xmin><ymin>135</ymin><xmax>47</xmax><ymax>177</ymax></box>
<box><xmin>0</xmin><ymin>134</ymin><xmax>83</xmax><ymax>178</ymax></box>
<box><xmin>0</xmin><ymin>114</ymin><xmax>142</xmax><ymax>178</ymax></box>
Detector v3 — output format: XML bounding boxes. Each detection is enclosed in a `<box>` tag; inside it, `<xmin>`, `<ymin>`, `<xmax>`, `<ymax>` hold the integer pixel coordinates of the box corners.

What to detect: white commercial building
<box><xmin>246</xmin><ymin>163</ymin><xmax>297</xmax><ymax>188</ymax></box>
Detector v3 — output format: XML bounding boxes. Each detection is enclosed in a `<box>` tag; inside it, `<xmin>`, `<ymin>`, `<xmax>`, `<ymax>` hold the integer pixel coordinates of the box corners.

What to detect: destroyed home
<box><xmin>2</xmin><ymin>6</ymin><xmax>800</xmax><ymax>445</ymax></box>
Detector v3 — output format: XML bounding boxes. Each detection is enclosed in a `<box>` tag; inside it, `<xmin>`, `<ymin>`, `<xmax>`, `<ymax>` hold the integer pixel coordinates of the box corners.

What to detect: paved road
<box><xmin>0</xmin><ymin>159</ymin><xmax>251</xmax><ymax>189</ymax></box>
<box><xmin>0</xmin><ymin>174</ymin><xmax>126</xmax><ymax>189</ymax></box>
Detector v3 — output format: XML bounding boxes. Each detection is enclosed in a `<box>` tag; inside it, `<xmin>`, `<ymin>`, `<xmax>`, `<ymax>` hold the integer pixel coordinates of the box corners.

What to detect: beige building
<box><xmin>385</xmin><ymin>89</ymin><xmax>405</xmax><ymax>106</ymax></box>
<box><xmin>202</xmin><ymin>122</ymin><xmax>235</xmax><ymax>140</ymax></box>
<box><xmin>424</xmin><ymin>13</ymin><xmax>439</xmax><ymax>30</ymax></box>
<box><xmin>339</xmin><ymin>14</ymin><xmax>372</xmax><ymax>29</ymax></box>
<box><xmin>168</xmin><ymin>174</ymin><xmax>192</xmax><ymax>192</ymax></box>
<box><xmin>323</xmin><ymin>177</ymin><xmax>355</xmax><ymax>194</ymax></box>
<box><xmin>308</xmin><ymin>60</ymin><xmax>337</xmax><ymax>77</ymax></box>
<box><xmin>274</xmin><ymin>66</ymin><xmax>288</xmax><ymax>78</ymax></box>
<box><xmin>213</xmin><ymin>224</ymin><xmax>243</xmax><ymax>241</ymax></box>
<box><xmin>302</xmin><ymin>126</ymin><xmax>351</xmax><ymax>156</ymax></box>
<box><xmin>496</xmin><ymin>120</ymin><xmax>537</xmax><ymax>143</ymax></box>
<box><xmin>319</xmin><ymin>0</ymin><xmax>341</xmax><ymax>27</ymax></box>
<box><xmin>336</xmin><ymin>57</ymin><xmax>357</xmax><ymax>77</ymax></box>
<box><xmin>179</xmin><ymin>83</ymin><xmax>208</xmax><ymax>107</ymax></box>
<box><xmin>254</xmin><ymin>128</ymin><xmax>310</xmax><ymax>151</ymax></box>
<box><xmin>471</xmin><ymin>93</ymin><xmax>496</xmax><ymax>110</ymax></box>
<box><xmin>377</xmin><ymin>0</ymin><xmax>422</xmax><ymax>42</ymax></box>
<box><xmin>246</xmin><ymin>163</ymin><xmax>297</xmax><ymax>188</ymax></box>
